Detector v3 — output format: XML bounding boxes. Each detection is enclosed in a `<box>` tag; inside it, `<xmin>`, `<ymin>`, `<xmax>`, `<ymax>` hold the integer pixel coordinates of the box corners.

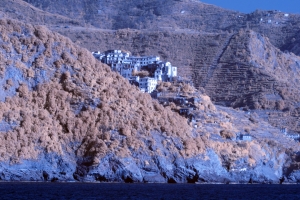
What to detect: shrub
<box><xmin>220</xmin><ymin>130</ymin><xmax>235</xmax><ymax>140</ymax></box>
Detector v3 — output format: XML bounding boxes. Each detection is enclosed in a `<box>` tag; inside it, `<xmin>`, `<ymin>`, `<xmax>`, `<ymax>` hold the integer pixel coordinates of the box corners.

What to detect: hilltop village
<box><xmin>93</xmin><ymin>50</ymin><xmax>256</xmax><ymax>142</ymax></box>
<box><xmin>92</xmin><ymin>50</ymin><xmax>177</xmax><ymax>93</ymax></box>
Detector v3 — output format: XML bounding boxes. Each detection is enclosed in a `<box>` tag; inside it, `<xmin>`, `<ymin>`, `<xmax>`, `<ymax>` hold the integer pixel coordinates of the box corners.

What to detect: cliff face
<box><xmin>1</xmin><ymin>18</ymin><xmax>300</xmax><ymax>183</ymax></box>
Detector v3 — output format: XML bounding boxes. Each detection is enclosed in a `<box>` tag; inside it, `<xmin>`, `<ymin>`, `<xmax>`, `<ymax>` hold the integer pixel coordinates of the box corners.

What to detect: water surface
<box><xmin>0</xmin><ymin>183</ymin><xmax>299</xmax><ymax>199</ymax></box>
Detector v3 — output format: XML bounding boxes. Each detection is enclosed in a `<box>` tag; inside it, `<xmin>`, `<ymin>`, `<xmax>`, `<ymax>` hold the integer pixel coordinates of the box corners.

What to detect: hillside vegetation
<box><xmin>0</xmin><ymin>1</ymin><xmax>300</xmax><ymax>183</ymax></box>
<box><xmin>0</xmin><ymin>18</ymin><xmax>191</xmax><ymax>163</ymax></box>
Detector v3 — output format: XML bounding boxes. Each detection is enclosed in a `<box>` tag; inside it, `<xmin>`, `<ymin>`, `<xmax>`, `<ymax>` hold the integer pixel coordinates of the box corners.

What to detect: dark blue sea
<box><xmin>0</xmin><ymin>183</ymin><xmax>300</xmax><ymax>200</ymax></box>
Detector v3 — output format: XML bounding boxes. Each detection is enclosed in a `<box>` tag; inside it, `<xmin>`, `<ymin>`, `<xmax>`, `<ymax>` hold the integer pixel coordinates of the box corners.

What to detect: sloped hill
<box><xmin>204</xmin><ymin>30</ymin><xmax>300</xmax><ymax>132</ymax></box>
<box><xmin>0</xmin><ymin>17</ymin><xmax>193</xmax><ymax>158</ymax></box>
<box><xmin>21</xmin><ymin>0</ymin><xmax>300</xmax><ymax>56</ymax></box>
<box><xmin>3</xmin><ymin>0</ymin><xmax>299</xmax><ymax>137</ymax></box>
<box><xmin>205</xmin><ymin>29</ymin><xmax>300</xmax><ymax>106</ymax></box>
<box><xmin>0</xmin><ymin>0</ymin><xmax>83</xmax><ymax>26</ymax></box>
<box><xmin>23</xmin><ymin>0</ymin><xmax>241</xmax><ymax>31</ymax></box>
<box><xmin>1</xmin><ymin>18</ymin><xmax>300</xmax><ymax>183</ymax></box>
<box><xmin>245</xmin><ymin>10</ymin><xmax>300</xmax><ymax>54</ymax></box>
<box><xmin>0</xmin><ymin>18</ymin><xmax>192</xmax><ymax>181</ymax></box>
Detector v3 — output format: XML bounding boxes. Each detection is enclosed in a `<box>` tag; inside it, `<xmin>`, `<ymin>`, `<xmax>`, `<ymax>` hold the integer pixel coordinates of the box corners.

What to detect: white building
<box><xmin>280</xmin><ymin>128</ymin><xmax>287</xmax><ymax>135</ymax></box>
<box><xmin>115</xmin><ymin>63</ymin><xmax>140</xmax><ymax>78</ymax></box>
<box><xmin>287</xmin><ymin>134</ymin><xmax>300</xmax><ymax>140</ymax></box>
<box><xmin>102</xmin><ymin>50</ymin><xmax>160</xmax><ymax>67</ymax></box>
<box><xmin>92</xmin><ymin>51</ymin><xmax>105</xmax><ymax>60</ymax></box>
<box><xmin>104</xmin><ymin>50</ymin><xmax>130</xmax><ymax>65</ymax></box>
<box><xmin>120</xmin><ymin>65</ymin><xmax>134</xmax><ymax>78</ymax></box>
<box><xmin>127</xmin><ymin>56</ymin><xmax>160</xmax><ymax>67</ymax></box>
<box><xmin>139</xmin><ymin>77</ymin><xmax>158</xmax><ymax>93</ymax></box>
<box><xmin>129</xmin><ymin>76</ymin><xmax>140</xmax><ymax>82</ymax></box>
<box><xmin>154</xmin><ymin>61</ymin><xmax>177</xmax><ymax>81</ymax></box>
<box><xmin>238</xmin><ymin>134</ymin><xmax>252</xmax><ymax>141</ymax></box>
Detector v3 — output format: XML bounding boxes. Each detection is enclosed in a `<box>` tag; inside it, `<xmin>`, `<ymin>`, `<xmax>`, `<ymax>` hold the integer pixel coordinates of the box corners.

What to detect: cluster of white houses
<box><xmin>280</xmin><ymin>128</ymin><xmax>300</xmax><ymax>140</ymax></box>
<box><xmin>93</xmin><ymin>50</ymin><xmax>177</xmax><ymax>93</ymax></box>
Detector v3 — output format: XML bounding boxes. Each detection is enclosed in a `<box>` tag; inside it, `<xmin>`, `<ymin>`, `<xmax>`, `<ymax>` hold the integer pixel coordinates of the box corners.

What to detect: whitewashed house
<box><xmin>287</xmin><ymin>134</ymin><xmax>300</xmax><ymax>140</ymax></box>
<box><xmin>119</xmin><ymin>63</ymin><xmax>141</xmax><ymax>78</ymax></box>
<box><xmin>92</xmin><ymin>51</ymin><xmax>105</xmax><ymax>60</ymax></box>
<box><xmin>238</xmin><ymin>134</ymin><xmax>252</xmax><ymax>141</ymax></box>
<box><xmin>120</xmin><ymin>65</ymin><xmax>134</xmax><ymax>78</ymax></box>
<box><xmin>139</xmin><ymin>77</ymin><xmax>158</xmax><ymax>93</ymax></box>
<box><xmin>104</xmin><ymin>50</ymin><xmax>130</xmax><ymax>65</ymax></box>
<box><xmin>280</xmin><ymin>128</ymin><xmax>287</xmax><ymax>135</ymax></box>
<box><xmin>154</xmin><ymin>61</ymin><xmax>177</xmax><ymax>81</ymax></box>
<box><xmin>128</xmin><ymin>56</ymin><xmax>160</xmax><ymax>67</ymax></box>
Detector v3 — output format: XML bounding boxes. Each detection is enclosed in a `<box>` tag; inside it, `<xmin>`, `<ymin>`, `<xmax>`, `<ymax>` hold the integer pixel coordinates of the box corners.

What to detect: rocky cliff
<box><xmin>1</xmin><ymin>18</ymin><xmax>300</xmax><ymax>183</ymax></box>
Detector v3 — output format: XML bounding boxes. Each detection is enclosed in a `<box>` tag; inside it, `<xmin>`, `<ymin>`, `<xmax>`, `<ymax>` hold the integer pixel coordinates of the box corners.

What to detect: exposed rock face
<box><xmin>1</xmin><ymin>18</ymin><xmax>300</xmax><ymax>183</ymax></box>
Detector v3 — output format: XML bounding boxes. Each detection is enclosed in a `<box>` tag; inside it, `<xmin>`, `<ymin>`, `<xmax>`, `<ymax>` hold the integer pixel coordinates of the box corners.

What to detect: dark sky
<box><xmin>200</xmin><ymin>0</ymin><xmax>300</xmax><ymax>14</ymax></box>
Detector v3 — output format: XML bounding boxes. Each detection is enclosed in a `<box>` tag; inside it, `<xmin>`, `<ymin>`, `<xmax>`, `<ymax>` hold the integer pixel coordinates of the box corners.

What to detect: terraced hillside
<box><xmin>204</xmin><ymin>30</ymin><xmax>300</xmax><ymax>133</ymax></box>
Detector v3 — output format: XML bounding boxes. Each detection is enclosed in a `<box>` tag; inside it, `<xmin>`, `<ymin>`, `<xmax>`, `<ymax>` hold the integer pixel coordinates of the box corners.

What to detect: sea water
<box><xmin>0</xmin><ymin>183</ymin><xmax>300</xmax><ymax>199</ymax></box>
